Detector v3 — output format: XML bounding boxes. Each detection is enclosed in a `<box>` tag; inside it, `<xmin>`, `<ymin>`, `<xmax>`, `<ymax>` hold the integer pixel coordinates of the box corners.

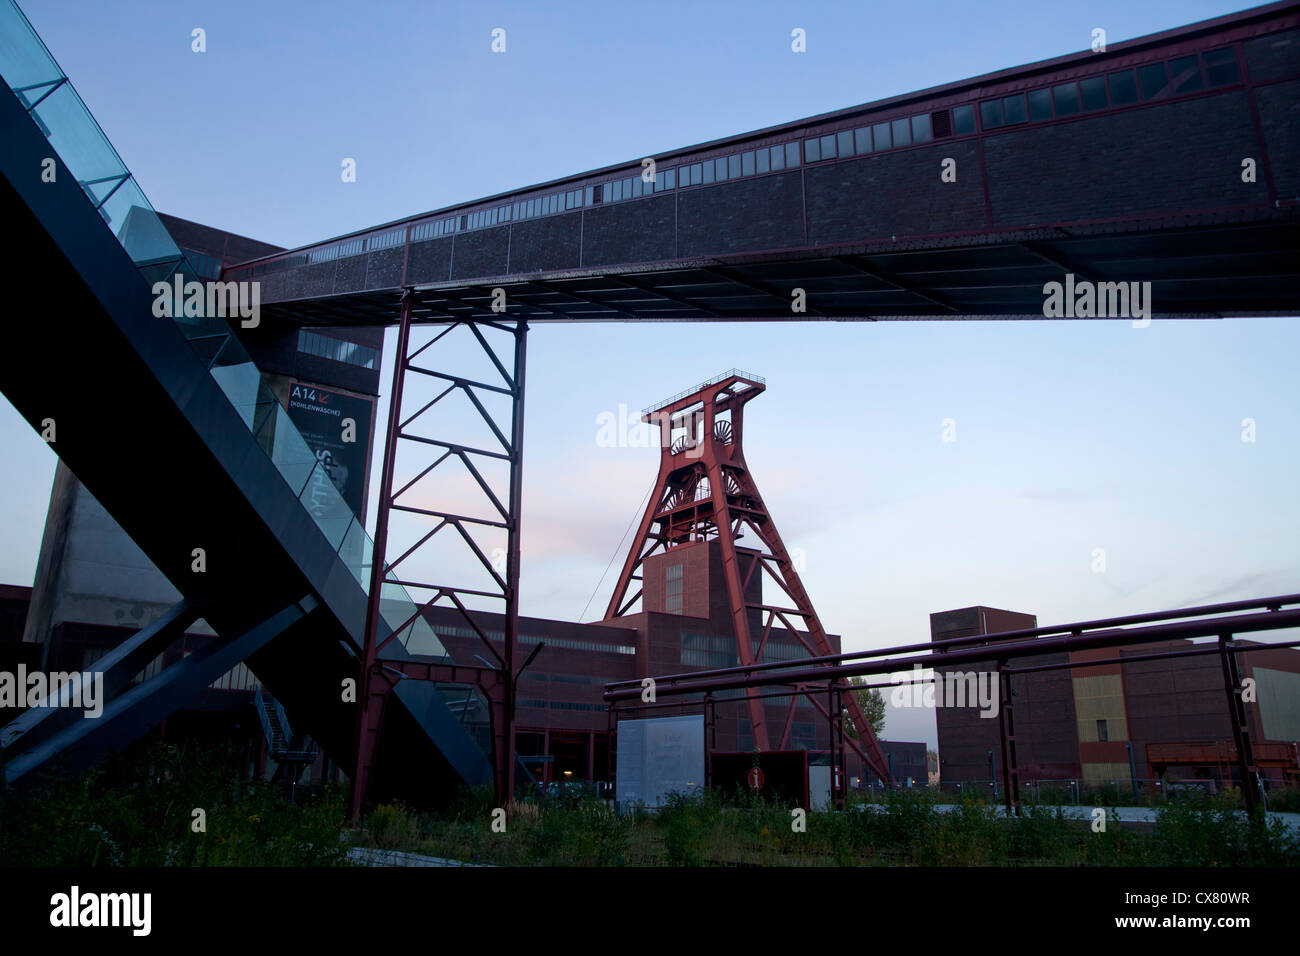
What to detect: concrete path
<box><xmin>347</xmin><ymin>847</ymin><xmax>490</xmax><ymax>867</ymax></box>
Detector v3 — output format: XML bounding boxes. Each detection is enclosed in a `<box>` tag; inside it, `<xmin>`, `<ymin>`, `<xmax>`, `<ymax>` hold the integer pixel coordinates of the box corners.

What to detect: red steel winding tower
<box><xmin>604</xmin><ymin>370</ymin><xmax>890</xmax><ymax>782</ymax></box>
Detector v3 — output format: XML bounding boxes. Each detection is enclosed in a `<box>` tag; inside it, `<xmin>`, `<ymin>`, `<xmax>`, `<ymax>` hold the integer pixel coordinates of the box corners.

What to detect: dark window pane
<box><xmin>891</xmin><ymin>117</ymin><xmax>911</xmax><ymax>146</ymax></box>
<box><xmin>804</xmin><ymin>138</ymin><xmax>820</xmax><ymax>162</ymax></box>
<box><xmin>786</xmin><ymin>142</ymin><xmax>800</xmax><ymax>167</ymax></box>
<box><xmin>855</xmin><ymin>126</ymin><xmax>872</xmax><ymax>153</ymax></box>
<box><xmin>1108</xmin><ymin>70</ymin><xmax>1138</xmax><ymax>105</ymax></box>
<box><xmin>702</xmin><ymin>160</ymin><xmax>714</xmax><ymax>184</ymax></box>
<box><xmin>911</xmin><ymin>113</ymin><xmax>932</xmax><ymax>142</ymax></box>
<box><xmin>716</xmin><ymin>157</ymin><xmax>728</xmax><ymax>180</ymax></box>
<box><xmin>1028</xmin><ymin>88</ymin><xmax>1053</xmax><ymax>120</ymax></box>
<box><xmin>980</xmin><ymin>99</ymin><xmax>1003</xmax><ymax>129</ymax></box>
<box><xmin>1170</xmin><ymin>55</ymin><xmax>1203</xmax><ymax>93</ymax></box>
<box><xmin>837</xmin><ymin>129</ymin><xmax>854</xmax><ymax>156</ymax></box>
<box><xmin>1080</xmin><ymin>76</ymin><xmax>1107</xmax><ymax>111</ymax></box>
<box><xmin>952</xmin><ymin>105</ymin><xmax>975</xmax><ymax>134</ymax></box>
<box><xmin>1138</xmin><ymin>62</ymin><xmax>1169</xmax><ymax>100</ymax></box>
<box><xmin>692</xmin><ymin>163</ymin><xmax>703</xmax><ymax>185</ymax></box>
<box><xmin>742</xmin><ymin>150</ymin><xmax>755</xmax><ymax>175</ymax></box>
<box><xmin>1203</xmin><ymin>47</ymin><xmax>1240</xmax><ymax>87</ymax></box>
<box><xmin>1052</xmin><ymin>82</ymin><xmax>1080</xmax><ymax>116</ymax></box>
<box><xmin>612</xmin><ymin>181</ymin><xmax>622</xmax><ymax>201</ymax></box>
<box><xmin>664</xmin><ymin>168</ymin><xmax>675</xmax><ymax>189</ymax></box>
<box><xmin>1002</xmin><ymin>94</ymin><xmax>1027</xmax><ymax>125</ymax></box>
<box><xmin>820</xmin><ymin>134</ymin><xmax>836</xmax><ymax>159</ymax></box>
<box><xmin>624</xmin><ymin>180</ymin><xmax>633</xmax><ymax>199</ymax></box>
<box><xmin>728</xmin><ymin>154</ymin><xmax>741</xmax><ymax>178</ymax></box>
<box><xmin>756</xmin><ymin>148</ymin><xmax>769</xmax><ymax>173</ymax></box>
<box><xmin>631</xmin><ymin>176</ymin><xmax>642</xmax><ymax>197</ymax></box>
<box><xmin>872</xmin><ymin>121</ymin><xmax>891</xmax><ymax>149</ymax></box>
<box><xmin>770</xmin><ymin>145</ymin><xmax>785</xmax><ymax>171</ymax></box>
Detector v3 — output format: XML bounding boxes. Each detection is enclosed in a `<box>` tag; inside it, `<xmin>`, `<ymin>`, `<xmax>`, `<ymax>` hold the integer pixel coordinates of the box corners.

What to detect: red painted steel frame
<box><xmin>602</xmin><ymin>372</ymin><xmax>891</xmax><ymax>782</ymax></box>
<box><xmin>352</xmin><ymin>290</ymin><xmax>528</xmax><ymax>819</ymax></box>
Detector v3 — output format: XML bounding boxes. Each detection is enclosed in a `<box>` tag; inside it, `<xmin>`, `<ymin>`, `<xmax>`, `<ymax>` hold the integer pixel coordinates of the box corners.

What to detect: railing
<box><xmin>0</xmin><ymin>0</ymin><xmax>449</xmax><ymax>666</ymax></box>
<box><xmin>642</xmin><ymin>369</ymin><xmax>765</xmax><ymax>417</ymax></box>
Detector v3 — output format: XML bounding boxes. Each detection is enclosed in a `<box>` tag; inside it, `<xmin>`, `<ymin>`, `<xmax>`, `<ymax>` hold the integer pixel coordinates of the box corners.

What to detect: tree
<box><xmin>844</xmin><ymin>676</ymin><xmax>886</xmax><ymax>740</ymax></box>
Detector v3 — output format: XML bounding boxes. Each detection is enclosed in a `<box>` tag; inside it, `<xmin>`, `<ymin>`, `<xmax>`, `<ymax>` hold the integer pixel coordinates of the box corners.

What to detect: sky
<box><xmin>3</xmin><ymin>0</ymin><xmax>1297</xmax><ymax>747</ymax></box>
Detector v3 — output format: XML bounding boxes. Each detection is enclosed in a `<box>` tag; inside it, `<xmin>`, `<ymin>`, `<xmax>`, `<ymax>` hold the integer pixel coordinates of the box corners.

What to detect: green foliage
<box><xmin>844</xmin><ymin>677</ymin><xmax>886</xmax><ymax>740</ymax></box>
<box><xmin>0</xmin><ymin>741</ymin><xmax>349</xmax><ymax>867</ymax></box>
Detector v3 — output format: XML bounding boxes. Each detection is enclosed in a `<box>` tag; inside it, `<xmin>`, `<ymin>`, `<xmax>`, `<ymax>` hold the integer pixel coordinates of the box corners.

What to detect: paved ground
<box><xmin>346</xmin><ymin>847</ymin><xmax>490</xmax><ymax>867</ymax></box>
<box><xmin>858</xmin><ymin>802</ymin><xmax>1300</xmax><ymax>829</ymax></box>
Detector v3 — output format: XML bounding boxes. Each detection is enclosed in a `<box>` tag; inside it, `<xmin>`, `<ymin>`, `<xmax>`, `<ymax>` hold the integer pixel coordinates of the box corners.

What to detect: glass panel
<box><xmin>1138</xmin><ymin>62</ymin><xmax>1169</xmax><ymax>101</ymax></box>
<box><xmin>980</xmin><ymin>99</ymin><xmax>1003</xmax><ymax>129</ymax></box>
<box><xmin>0</xmin><ymin>0</ymin><xmax>64</xmax><ymax>90</ymax></box>
<box><xmin>837</xmin><ymin>129</ymin><xmax>853</xmax><ymax>157</ymax></box>
<box><xmin>298</xmin><ymin>460</ymin><xmax>354</xmax><ymax>550</ymax></box>
<box><xmin>872</xmin><ymin>121</ymin><xmax>891</xmax><ymax>149</ymax></box>
<box><xmin>1108</xmin><ymin>70</ymin><xmax>1138</xmax><ymax>105</ymax></box>
<box><xmin>1203</xmin><ymin>48</ymin><xmax>1239</xmax><ymax>87</ymax></box>
<box><xmin>727</xmin><ymin>154</ymin><xmax>740</xmax><ymax>178</ymax></box>
<box><xmin>210</xmin><ymin>361</ymin><xmax>263</xmax><ymax>427</ymax></box>
<box><xmin>820</xmin><ymin>134</ymin><xmax>836</xmax><ymax>159</ymax></box>
<box><xmin>804</xmin><ymin>137</ymin><xmax>820</xmax><ymax>162</ymax></box>
<box><xmin>1001</xmin><ymin>94</ymin><xmax>1026</xmax><ymax>125</ymax></box>
<box><xmin>891</xmin><ymin>117</ymin><xmax>911</xmax><ymax>146</ymax></box>
<box><xmin>756</xmin><ymin>148</ymin><xmax>769</xmax><ymax>173</ymax></box>
<box><xmin>952</xmin><ymin>105</ymin><xmax>975</xmax><ymax>135</ymax></box>
<box><xmin>911</xmin><ymin>114</ymin><xmax>932</xmax><ymax>142</ymax></box>
<box><xmin>715</xmin><ymin>157</ymin><xmax>728</xmax><ymax>180</ymax></box>
<box><xmin>664</xmin><ymin>168</ymin><xmax>674</xmax><ymax>189</ymax></box>
<box><xmin>741</xmin><ymin>150</ymin><xmax>755</xmax><ymax>175</ymax></box>
<box><xmin>702</xmin><ymin>159</ymin><xmax>714</xmax><ymax>183</ymax></box>
<box><xmin>632</xmin><ymin>175</ymin><xmax>642</xmax><ymax>197</ymax></box>
<box><xmin>770</xmin><ymin>145</ymin><xmax>785</xmax><ymax>171</ymax></box>
<box><xmin>1170</xmin><ymin>55</ymin><xmax>1203</xmax><ymax>94</ymax></box>
<box><xmin>1052</xmin><ymin>82</ymin><xmax>1080</xmax><ymax>116</ymax></box>
<box><xmin>269</xmin><ymin>407</ymin><xmax>320</xmax><ymax>496</ymax></box>
<box><xmin>855</xmin><ymin>126</ymin><xmax>872</xmax><ymax>153</ymax></box>
<box><xmin>785</xmin><ymin>141</ymin><xmax>800</xmax><ymax>167</ymax></box>
<box><xmin>1080</xmin><ymin>76</ymin><xmax>1107</xmax><ymax>111</ymax></box>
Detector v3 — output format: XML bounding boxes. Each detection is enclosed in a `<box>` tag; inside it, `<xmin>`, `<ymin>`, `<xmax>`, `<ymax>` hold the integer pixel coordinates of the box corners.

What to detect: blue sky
<box><xmin>3</xmin><ymin>0</ymin><xmax>1296</xmax><ymax>747</ymax></box>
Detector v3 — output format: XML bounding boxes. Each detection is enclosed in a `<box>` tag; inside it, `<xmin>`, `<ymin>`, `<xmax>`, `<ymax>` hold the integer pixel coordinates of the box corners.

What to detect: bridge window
<box><xmin>1170</xmin><ymin>55</ymin><xmax>1203</xmax><ymax>94</ymax></box>
<box><xmin>1138</xmin><ymin>62</ymin><xmax>1170</xmax><ymax>101</ymax></box>
<box><xmin>911</xmin><ymin>113</ymin><xmax>933</xmax><ymax>142</ymax></box>
<box><xmin>1080</xmin><ymin>76</ymin><xmax>1107</xmax><ymax>111</ymax></box>
<box><xmin>1052</xmin><ymin>82</ymin><xmax>1080</xmax><ymax>116</ymax></box>
<box><xmin>742</xmin><ymin>150</ymin><xmax>755</xmax><ymax>175</ymax></box>
<box><xmin>952</xmin><ymin>104</ymin><xmax>974</xmax><ymax>135</ymax></box>
<box><xmin>1001</xmin><ymin>94</ymin><xmax>1027</xmax><ymax>125</ymax></box>
<box><xmin>820</xmin><ymin>133</ymin><xmax>837</xmax><ymax>159</ymax></box>
<box><xmin>855</xmin><ymin>126</ymin><xmax>872</xmax><ymax>153</ymax></box>
<box><xmin>891</xmin><ymin>117</ymin><xmax>911</xmax><ymax>146</ymax></box>
<box><xmin>873</xmin><ymin>121</ymin><xmax>892</xmax><ymax>149</ymax></box>
<box><xmin>1027</xmin><ymin>87</ymin><xmax>1053</xmax><ymax>120</ymax></box>
<box><xmin>979</xmin><ymin>99</ymin><xmax>1003</xmax><ymax>130</ymax></box>
<box><xmin>1202</xmin><ymin>47</ymin><xmax>1239</xmax><ymax>87</ymax></box>
<box><xmin>1108</xmin><ymin>69</ymin><xmax>1138</xmax><ymax>105</ymax></box>
<box><xmin>756</xmin><ymin>148</ymin><xmax>769</xmax><ymax>173</ymax></box>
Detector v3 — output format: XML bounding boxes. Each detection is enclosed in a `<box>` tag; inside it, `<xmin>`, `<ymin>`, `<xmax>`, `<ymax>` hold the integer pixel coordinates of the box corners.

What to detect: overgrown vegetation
<box><xmin>0</xmin><ymin>740</ymin><xmax>349</xmax><ymax>866</ymax></box>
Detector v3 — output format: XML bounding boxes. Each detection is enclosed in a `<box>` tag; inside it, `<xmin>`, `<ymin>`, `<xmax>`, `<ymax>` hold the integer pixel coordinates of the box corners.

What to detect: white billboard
<box><xmin>615</xmin><ymin>714</ymin><xmax>705</xmax><ymax>809</ymax></box>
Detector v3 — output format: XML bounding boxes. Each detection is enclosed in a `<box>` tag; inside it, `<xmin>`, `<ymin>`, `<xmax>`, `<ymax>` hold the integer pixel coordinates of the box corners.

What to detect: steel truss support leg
<box><xmin>352</xmin><ymin>294</ymin><xmax>528</xmax><ymax>821</ymax></box>
<box><xmin>1219</xmin><ymin>633</ymin><xmax>1261</xmax><ymax>814</ymax></box>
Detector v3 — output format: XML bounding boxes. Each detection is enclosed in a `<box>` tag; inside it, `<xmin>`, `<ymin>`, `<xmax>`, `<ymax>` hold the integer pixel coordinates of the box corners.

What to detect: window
<box><xmin>298</xmin><ymin>330</ymin><xmax>379</xmax><ymax>370</ymax></box>
<box><xmin>1108</xmin><ymin>70</ymin><xmax>1138</xmax><ymax>105</ymax></box>
<box><xmin>1079</xmin><ymin>76</ymin><xmax>1107</xmax><ymax>111</ymax></box>
<box><xmin>952</xmin><ymin>104</ymin><xmax>975</xmax><ymax>135</ymax></box>
<box><xmin>715</xmin><ymin>157</ymin><xmax>728</xmax><ymax>180</ymax></box>
<box><xmin>911</xmin><ymin>113</ymin><xmax>933</xmax><ymax>142</ymax></box>
<box><xmin>804</xmin><ymin>137</ymin><xmax>820</xmax><ymax>162</ymax></box>
<box><xmin>1052</xmin><ymin>82</ymin><xmax>1080</xmax><ymax>116</ymax></box>
<box><xmin>980</xmin><ymin>99</ymin><xmax>1003</xmax><ymax>129</ymax></box>
<box><xmin>742</xmin><ymin>150</ymin><xmax>755</xmax><ymax>175</ymax></box>
<box><xmin>892</xmin><ymin>117</ymin><xmax>911</xmax><ymax>146</ymax></box>
<box><xmin>702</xmin><ymin>159</ymin><xmax>715</xmax><ymax>183</ymax></box>
<box><xmin>664</xmin><ymin>167</ymin><xmax>675</xmax><ymax>189</ymax></box>
<box><xmin>786</xmin><ymin>141</ymin><xmax>800</xmax><ymax>167</ymax></box>
<box><xmin>1096</xmin><ymin>719</ymin><xmax>1109</xmax><ymax>742</ymax></box>
<box><xmin>1027</xmin><ymin>87</ymin><xmax>1053</xmax><ymax>121</ymax></box>
<box><xmin>584</xmin><ymin>186</ymin><xmax>594</xmax><ymax>205</ymax></box>
<box><xmin>665</xmin><ymin>564</ymin><xmax>683</xmax><ymax>615</ymax></box>
<box><xmin>1170</xmin><ymin>55</ymin><xmax>1203</xmax><ymax>94</ymax></box>
<box><xmin>756</xmin><ymin>148</ymin><xmax>769</xmax><ymax>173</ymax></box>
<box><xmin>727</xmin><ymin>153</ymin><xmax>741</xmax><ymax>178</ymax></box>
<box><xmin>854</xmin><ymin>125</ymin><xmax>872</xmax><ymax>153</ymax></box>
<box><xmin>1001</xmin><ymin>94</ymin><xmax>1027</xmax><ymax>125</ymax></box>
<box><xmin>820</xmin><ymin>133</ymin><xmax>837</xmax><ymax>159</ymax></box>
<box><xmin>1203</xmin><ymin>47</ymin><xmax>1240</xmax><ymax>87</ymax></box>
<box><xmin>632</xmin><ymin>176</ymin><xmax>643</xmax><ymax>198</ymax></box>
<box><xmin>837</xmin><ymin>129</ymin><xmax>854</xmax><ymax>157</ymax></box>
<box><xmin>872</xmin><ymin>121</ymin><xmax>891</xmax><ymax>149</ymax></box>
<box><xmin>770</xmin><ymin>144</ymin><xmax>785</xmax><ymax>170</ymax></box>
<box><xmin>1138</xmin><ymin>62</ymin><xmax>1170</xmax><ymax>100</ymax></box>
